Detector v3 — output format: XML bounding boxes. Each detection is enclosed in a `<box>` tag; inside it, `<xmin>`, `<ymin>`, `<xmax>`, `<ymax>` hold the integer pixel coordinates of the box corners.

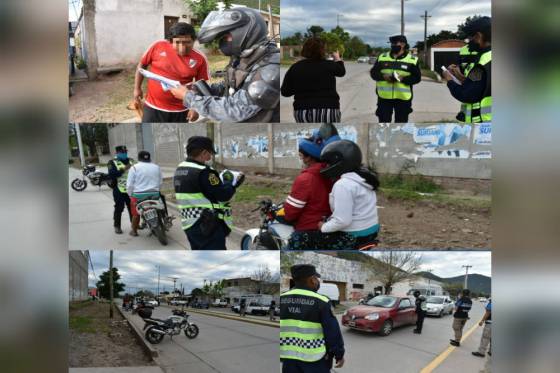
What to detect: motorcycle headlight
<box><xmin>365</xmin><ymin>313</ymin><xmax>379</xmax><ymax>321</ymax></box>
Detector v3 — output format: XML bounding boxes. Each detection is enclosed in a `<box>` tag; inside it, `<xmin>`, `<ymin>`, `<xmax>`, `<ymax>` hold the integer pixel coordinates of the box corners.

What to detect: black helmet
<box><xmin>320</xmin><ymin>140</ymin><xmax>362</xmax><ymax>179</ymax></box>
<box><xmin>413</xmin><ymin>290</ymin><xmax>421</xmax><ymax>297</ymax></box>
<box><xmin>198</xmin><ymin>8</ymin><xmax>268</xmax><ymax>56</ymax></box>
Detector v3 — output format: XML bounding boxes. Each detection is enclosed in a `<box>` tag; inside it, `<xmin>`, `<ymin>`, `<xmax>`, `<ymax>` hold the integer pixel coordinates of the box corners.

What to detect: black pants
<box><xmin>185</xmin><ymin>219</ymin><xmax>228</xmax><ymax>250</ymax></box>
<box><xmin>416</xmin><ymin>311</ymin><xmax>426</xmax><ymax>332</ymax></box>
<box><xmin>113</xmin><ymin>188</ymin><xmax>132</xmax><ymax>228</ymax></box>
<box><xmin>282</xmin><ymin>358</ymin><xmax>331</xmax><ymax>373</ymax></box>
<box><xmin>142</xmin><ymin>104</ymin><xmax>188</xmax><ymax>123</ymax></box>
<box><xmin>376</xmin><ymin>98</ymin><xmax>412</xmax><ymax>123</ymax></box>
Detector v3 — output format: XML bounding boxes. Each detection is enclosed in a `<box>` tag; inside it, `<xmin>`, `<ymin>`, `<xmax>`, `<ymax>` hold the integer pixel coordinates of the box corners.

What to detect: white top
<box><xmin>320</xmin><ymin>172</ymin><xmax>378</xmax><ymax>233</ymax></box>
<box><xmin>126</xmin><ymin>161</ymin><xmax>163</xmax><ymax>195</ymax></box>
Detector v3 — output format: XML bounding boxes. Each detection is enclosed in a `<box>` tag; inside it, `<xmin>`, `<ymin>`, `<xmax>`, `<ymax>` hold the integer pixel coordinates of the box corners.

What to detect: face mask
<box><xmin>314</xmin><ymin>277</ymin><xmax>321</xmax><ymax>292</ymax></box>
<box><xmin>116</xmin><ymin>153</ymin><xmax>128</xmax><ymax>161</ymax></box>
<box><xmin>219</xmin><ymin>39</ymin><xmax>234</xmax><ymax>56</ymax></box>
<box><xmin>391</xmin><ymin>44</ymin><xmax>402</xmax><ymax>54</ymax></box>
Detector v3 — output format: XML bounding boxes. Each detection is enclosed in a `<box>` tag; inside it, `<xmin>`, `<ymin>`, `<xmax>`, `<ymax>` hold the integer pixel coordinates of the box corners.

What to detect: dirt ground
<box><xmin>69</xmin><ymin>300</ymin><xmax>154</xmax><ymax>367</ymax></box>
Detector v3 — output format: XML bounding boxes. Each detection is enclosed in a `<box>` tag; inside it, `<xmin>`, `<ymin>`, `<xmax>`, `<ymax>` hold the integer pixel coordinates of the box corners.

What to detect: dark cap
<box><xmin>389</xmin><ymin>34</ymin><xmax>408</xmax><ymax>44</ymax></box>
<box><xmin>186</xmin><ymin>136</ymin><xmax>216</xmax><ymax>155</ymax></box>
<box><xmin>290</xmin><ymin>264</ymin><xmax>321</xmax><ymax>281</ymax></box>
<box><xmin>138</xmin><ymin>150</ymin><xmax>151</xmax><ymax>162</ymax></box>
<box><xmin>115</xmin><ymin>145</ymin><xmax>128</xmax><ymax>153</ymax></box>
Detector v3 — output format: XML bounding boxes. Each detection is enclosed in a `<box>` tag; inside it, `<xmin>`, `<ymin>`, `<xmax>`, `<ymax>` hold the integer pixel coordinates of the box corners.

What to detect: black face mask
<box><xmin>391</xmin><ymin>44</ymin><xmax>402</xmax><ymax>54</ymax></box>
<box><xmin>219</xmin><ymin>39</ymin><xmax>234</xmax><ymax>56</ymax></box>
<box><xmin>468</xmin><ymin>39</ymin><xmax>481</xmax><ymax>53</ymax></box>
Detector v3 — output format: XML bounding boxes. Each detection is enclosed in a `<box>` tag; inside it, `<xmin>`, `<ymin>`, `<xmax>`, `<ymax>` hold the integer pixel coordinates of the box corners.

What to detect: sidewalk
<box><xmin>70</xmin><ymin>368</ymin><xmax>164</xmax><ymax>373</ymax></box>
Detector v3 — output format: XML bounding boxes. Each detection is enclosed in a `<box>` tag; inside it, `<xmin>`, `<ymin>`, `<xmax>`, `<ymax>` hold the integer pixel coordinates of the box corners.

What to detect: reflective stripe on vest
<box><xmin>280</xmin><ymin>289</ymin><xmax>329</xmax><ymax>362</ymax></box>
<box><xmin>376</xmin><ymin>52</ymin><xmax>418</xmax><ymax>101</ymax></box>
<box><xmin>115</xmin><ymin>159</ymin><xmax>134</xmax><ymax>193</ymax></box>
<box><xmin>471</xmin><ymin>51</ymin><xmax>492</xmax><ymax>123</ymax></box>
<box><xmin>175</xmin><ymin>161</ymin><xmax>233</xmax><ymax>230</ymax></box>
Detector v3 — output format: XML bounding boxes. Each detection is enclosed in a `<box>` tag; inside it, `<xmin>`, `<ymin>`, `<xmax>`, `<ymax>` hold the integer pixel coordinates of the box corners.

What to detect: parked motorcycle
<box><xmin>139</xmin><ymin>308</ymin><xmax>199</xmax><ymax>345</ymax></box>
<box><xmin>70</xmin><ymin>165</ymin><xmax>112</xmax><ymax>191</ymax></box>
<box><xmin>240</xmin><ymin>200</ymin><xmax>294</xmax><ymax>250</ymax></box>
<box><xmin>136</xmin><ymin>196</ymin><xmax>174</xmax><ymax>246</ymax></box>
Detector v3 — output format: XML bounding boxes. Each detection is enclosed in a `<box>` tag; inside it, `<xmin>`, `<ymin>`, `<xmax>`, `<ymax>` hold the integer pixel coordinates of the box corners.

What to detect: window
<box><xmin>399</xmin><ymin>299</ymin><xmax>412</xmax><ymax>308</ymax></box>
<box><xmin>352</xmin><ymin>283</ymin><xmax>364</xmax><ymax>289</ymax></box>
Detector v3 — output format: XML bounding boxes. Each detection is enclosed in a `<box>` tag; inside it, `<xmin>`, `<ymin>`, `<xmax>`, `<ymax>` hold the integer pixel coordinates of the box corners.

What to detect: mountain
<box><xmin>417</xmin><ymin>271</ymin><xmax>491</xmax><ymax>295</ymax></box>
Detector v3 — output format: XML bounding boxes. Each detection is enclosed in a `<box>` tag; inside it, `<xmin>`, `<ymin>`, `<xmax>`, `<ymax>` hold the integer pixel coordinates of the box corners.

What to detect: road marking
<box><xmin>419</xmin><ymin>322</ymin><xmax>480</xmax><ymax>373</ymax></box>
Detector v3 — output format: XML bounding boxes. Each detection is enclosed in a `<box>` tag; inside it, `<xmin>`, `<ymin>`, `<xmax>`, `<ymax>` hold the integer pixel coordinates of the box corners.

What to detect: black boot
<box><xmin>114</xmin><ymin>226</ymin><xmax>123</xmax><ymax>234</ymax></box>
<box><xmin>450</xmin><ymin>339</ymin><xmax>460</xmax><ymax>346</ymax></box>
<box><xmin>472</xmin><ymin>352</ymin><xmax>485</xmax><ymax>358</ymax></box>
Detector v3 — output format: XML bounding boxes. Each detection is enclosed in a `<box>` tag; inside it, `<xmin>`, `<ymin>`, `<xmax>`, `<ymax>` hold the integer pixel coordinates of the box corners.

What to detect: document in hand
<box><xmin>219</xmin><ymin>170</ymin><xmax>243</xmax><ymax>187</ymax></box>
<box><xmin>139</xmin><ymin>68</ymin><xmax>181</xmax><ymax>91</ymax></box>
<box><xmin>441</xmin><ymin>66</ymin><xmax>462</xmax><ymax>85</ymax></box>
<box><xmin>393</xmin><ymin>71</ymin><xmax>401</xmax><ymax>82</ymax></box>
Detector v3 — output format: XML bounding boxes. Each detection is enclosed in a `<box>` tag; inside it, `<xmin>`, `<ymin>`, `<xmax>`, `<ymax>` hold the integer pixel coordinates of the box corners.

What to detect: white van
<box><xmin>406</xmin><ymin>284</ymin><xmax>444</xmax><ymax>297</ymax></box>
<box><xmin>319</xmin><ymin>283</ymin><xmax>340</xmax><ymax>305</ymax></box>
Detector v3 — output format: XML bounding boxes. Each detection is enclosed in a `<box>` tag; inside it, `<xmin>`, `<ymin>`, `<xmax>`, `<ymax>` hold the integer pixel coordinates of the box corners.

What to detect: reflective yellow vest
<box><xmin>280</xmin><ymin>288</ymin><xmax>329</xmax><ymax>362</ymax></box>
<box><xmin>470</xmin><ymin>51</ymin><xmax>492</xmax><ymax>123</ymax></box>
<box><xmin>376</xmin><ymin>52</ymin><xmax>419</xmax><ymax>101</ymax></box>
<box><xmin>114</xmin><ymin>159</ymin><xmax>134</xmax><ymax>193</ymax></box>
<box><xmin>174</xmin><ymin>161</ymin><xmax>233</xmax><ymax>230</ymax></box>
<box><xmin>458</xmin><ymin>45</ymin><xmax>479</xmax><ymax>122</ymax></box>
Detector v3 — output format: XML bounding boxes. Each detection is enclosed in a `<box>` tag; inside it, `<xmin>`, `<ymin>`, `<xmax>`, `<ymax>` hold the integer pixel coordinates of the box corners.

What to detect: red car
<box><xmin>341</xmin><ymin>295</ymin><xmax>417</xmax><ymax>336</ymax></box>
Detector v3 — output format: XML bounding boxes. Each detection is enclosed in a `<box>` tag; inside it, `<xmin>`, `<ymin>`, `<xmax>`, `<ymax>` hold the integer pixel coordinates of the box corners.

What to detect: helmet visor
<box><xmin>201</xmin><ymin>10</ymin><xmax>244</xmax><ymax>29</ymax></box>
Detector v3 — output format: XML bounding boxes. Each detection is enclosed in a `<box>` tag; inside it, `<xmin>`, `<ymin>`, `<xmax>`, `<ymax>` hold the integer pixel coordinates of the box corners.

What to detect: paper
<box><xmin>441</xmin><ymin>66</ymin><xmax>462</xmax><ymax>85</ymax></box>
<box><xmin>220</xmin><ymin>170</ymin><xmax>243</xmax><ymax>187</ymax></box>
<box><xmin>139</xmin><ymin>68</ymin><xmax>181</xmax><ymax>91</ymax></box>
<box><xmin>393</xmin><ymin>71</ymin><xmax>401</xmax><ymax>82</ymax></box>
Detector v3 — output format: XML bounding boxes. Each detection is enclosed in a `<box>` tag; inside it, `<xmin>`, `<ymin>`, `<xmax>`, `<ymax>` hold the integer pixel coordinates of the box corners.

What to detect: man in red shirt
<box><xmin>284</xmin><ymin>128</ymin><xmax>353</xmax><ymax>250</ymax></box>
<box><xmin>134</xmin><ymin>22</ymin><xmax>210</xmax><ymax>123</ymax></box>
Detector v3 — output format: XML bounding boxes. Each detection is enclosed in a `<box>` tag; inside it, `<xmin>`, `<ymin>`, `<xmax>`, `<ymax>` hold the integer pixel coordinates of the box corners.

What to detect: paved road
<box><xmin>331</xmin><ymin>301</ymin><xmax>488</xmax><ymax>373</ymax></box>
<box><xmin>280</xmin><ymin>62</ymin><xmax>460</xmax><ymax>123</ymax></box>
<box><xmin>69</xmin><ymin>167</ymin><xmax>241</xmax><ymax>250</ymax></box>
<box><xmin>126</xmin><ymin>304</ymin><xmax>279</xmax><ymax>373</ymax></box>
<box><xmin>160</xmin><ymin>304</ymin><xmax>279</xmax><ymax>323</ymax></box>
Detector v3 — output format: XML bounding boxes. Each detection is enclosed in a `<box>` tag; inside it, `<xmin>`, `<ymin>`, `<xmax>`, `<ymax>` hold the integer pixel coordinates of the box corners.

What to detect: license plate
<box><xmin>145</xmin><ymin>209</ymin><xmax>157</xmax><ymax>220</ymax></box>
<box><xmin>349</xmin><ymin>321</ymin><xmax>356</xmax><ymax>327</ymax></box>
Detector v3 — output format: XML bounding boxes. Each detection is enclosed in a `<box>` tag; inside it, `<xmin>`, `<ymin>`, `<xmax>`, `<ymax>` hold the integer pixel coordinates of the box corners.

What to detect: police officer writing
<box><xmin>170</xmin><ymin>8</ymin><xmax>280</xmax><ymax>123</ymax></box>
<box><xmin>443</xmin><ymin>16</ymin><xmax>492</xmax><ymax>123</ymax></box>
<box><xmin>412</xmin><ymin>290</ymin><xmax>427</xmax><ymax>334</ymax></box>
<box><xmin>454</xmin><ymin>44</ymin><xmax>479</xmax><ymax>122</ymax></box>
<box><xmin>370</xmin><ymin>35</ymin><xmax>421</xmax><ymax>123</ymax></box>
<box><xmin>450</xmin><ymin>289</ymin><xmax>473</xmax><ymax>346</ymax></box>
<box><xmin>280</xmin><ymin>264</ymin><xmax>345</xmax><ymax>373</ymax></box>
<box><xmin>108</xmin><ymin>145</ymin><xmax>134</xmax><ymax>234</ymax></box>
<box><xmin>174</xmin><ymin>136</ymin><xmax>244</xmax><ymax>250</ymax></box>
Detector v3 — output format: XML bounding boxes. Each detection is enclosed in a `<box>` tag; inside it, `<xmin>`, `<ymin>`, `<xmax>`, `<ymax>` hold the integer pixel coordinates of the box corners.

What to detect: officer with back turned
<box><xmin>280</xmin><ymin>264</ymin><xmax>345</xmax><ymax>373</ymax></box>
<box><xmin>173</xmin><ymin>136</ymin><xmax>244</xmax><ymax>249</ymax></box>
<box><xmin>108</xmin><ymin>145</ymin><xmax>135</xmax><ymax>234</ymax></box>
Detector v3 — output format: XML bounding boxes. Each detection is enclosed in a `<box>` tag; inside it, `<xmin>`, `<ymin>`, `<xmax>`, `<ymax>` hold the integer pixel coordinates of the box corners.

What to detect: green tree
<box><xmin>77</xmin><ymin>124</ymin><xmax>108</xmax><ymax>157</ymax></box>
<box><xmin>331</xmin><ymin>26</ymin><xmax>350</xmax><ymax>44</ymax></box>
<box><xmin>307</xmin><ymin>25</ymin><xmax>324</xmax><ymax>37</ymax></box>
<box><xmin>321</xmin><ymin>32</ymin><xmax>345</xmax><ymax>56</ymax></box>
<box><xmin>345</xmin><ymin>36</ymin><xmax>368</xmax><ymax>59</ymax></box>
<box><xmin>191</xmin><ymin>288</ymin><xmax>205</xmax><ymax>297</ymax></box>
<box><xmin>415</xmin><ymin>30</ymin><xmax>459</xmax><ymax>51</ymax></box>
<box><xmin>96</xmin><ymin>268</ymin><xmax>126</xmax><ymax>299</ymax></box>
<box><xmin>184</xmin><ymin>0</ymin><xmax>233</xmax><ymax>23</ymax></box>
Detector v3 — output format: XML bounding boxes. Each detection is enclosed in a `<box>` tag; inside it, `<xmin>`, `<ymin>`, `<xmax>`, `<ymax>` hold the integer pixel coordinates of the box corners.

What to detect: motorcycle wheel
<box><xmin>184</xmin><ymin>324</ymin><xmax>199</xmax><ymax>339</ymax></box>
<box><xmin>153</xmin><ymin>223</ymin><xmax>168</xmax><ymax>246</ymax></box>
<box><xmin>240</xmin><ymin>235</ymin><xmax>254</xmax><ymax>250</ymax></box>
<box><xmin>71</xmin><ymin>178</ymin><xmax>87</xmax><ymax>192</ymax></box>
<box><xmin>145</xmin><ymin>327</ymin><xmax>164</xmax><ymax>344</ymax></box>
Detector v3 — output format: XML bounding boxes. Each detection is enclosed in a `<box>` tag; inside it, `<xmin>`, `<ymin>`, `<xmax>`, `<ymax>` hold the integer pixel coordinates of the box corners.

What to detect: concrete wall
<box><xmin>85</xmin><ymin>0</ymin><xmax>193</xmax><ymax>74</ymax></box>
<box><xmin>69</xmin><ymin>251</ymin><xmax>89</xmax><ymax>301</ymax></box>
<box><xmin>107</xmin><ymin>124</ymin><xmax>142</xmax><ymax>159</ymax></box>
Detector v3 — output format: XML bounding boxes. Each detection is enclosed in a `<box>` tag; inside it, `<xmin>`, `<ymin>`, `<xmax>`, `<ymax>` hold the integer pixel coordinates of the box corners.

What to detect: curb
<box><xmin>116</xmin><ymin>305</ymin><xmax>159</xmax><ymax>358</ymax></box>
<box><xmin>166</xmin><ymin>200</ymin><xmax>245</xmax><ymax>246</ymax></box>
<box><xmin>181</xmin><ymin>307</ymin><xmax>279</xmax><ymax>328</ymax></box>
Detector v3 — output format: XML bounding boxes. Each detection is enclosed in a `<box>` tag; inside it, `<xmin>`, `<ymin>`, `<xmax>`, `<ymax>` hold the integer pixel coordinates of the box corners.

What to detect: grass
<box><xmin>281</xmin><ymin>58</ymin><xmax>296</xmax><ymax>66</ymax></box>
<box><xmin>69</xmin><ymin>316</ymin><xmax>96</xmax><ymax>333</ymax></box>
<box><xmin>233</xmin><ymin>184</ymin><xmax>281</xmax><ymax>203</ymax></box>
<box><xmin>382</xmin><ymin>173</ymin><xmax>442</xmax><ymax>194</ymax></box>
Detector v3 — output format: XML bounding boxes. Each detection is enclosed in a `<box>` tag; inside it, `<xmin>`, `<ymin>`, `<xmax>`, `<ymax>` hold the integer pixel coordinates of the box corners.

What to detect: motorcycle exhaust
<box><xmin>149</xmin><ymin>328</ymin><xmax>167</xmax><ymax>335</ymax></box>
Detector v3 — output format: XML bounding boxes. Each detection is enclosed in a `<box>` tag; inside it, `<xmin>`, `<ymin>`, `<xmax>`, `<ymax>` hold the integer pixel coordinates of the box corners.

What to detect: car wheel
<box><xmin>379</xmin><ymin>320</ymin><xmax>393</xmax><ymax>336</ymax></box>
<box><xmin>439</xmin><ymin>310</ymin><xmax>443</xmax><ymax>318</ymax></box>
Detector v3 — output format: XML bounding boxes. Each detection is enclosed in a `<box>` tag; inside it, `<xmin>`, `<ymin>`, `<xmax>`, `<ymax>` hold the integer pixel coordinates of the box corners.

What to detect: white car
<box><xmin>357</xmin><ymin>56</ymin><xmax>369</xmax><ymax>63</ymax></box>
<box><xmin>146</xmin><ymin>299</ymin><xmax>159</xmax><ymax>307</ymax></box>
<box><xmin>479</xmin><ymin>297</ymin><xmax>488</xmax><ymax>302</ymax></box>
<box><xmin>425</xmin><ymin>296</ymin><xmax>454</xmax><ymax>317</ymax></box>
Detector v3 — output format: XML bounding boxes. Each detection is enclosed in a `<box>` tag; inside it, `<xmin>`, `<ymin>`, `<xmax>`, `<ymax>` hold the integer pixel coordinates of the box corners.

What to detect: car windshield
<box><xmin>366</xmin><ymin>296</ymin><xmax>397</xmax><ymax>308</ymax></box>
<box><xmin>427</xmin><ymin>297</ymin><xmax>444</xmax><ymax>304</ymax></box>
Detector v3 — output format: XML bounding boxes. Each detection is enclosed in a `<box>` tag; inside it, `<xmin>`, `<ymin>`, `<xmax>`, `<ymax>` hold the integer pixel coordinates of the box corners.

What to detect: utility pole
<box><xmin>337</xmin><ymin>14</ymin><xmax>342</xmax><ymax>28</ymax></box>
<box><xmin>401</xmin><ymin>0</ymin><xmax>405</xmax><ymax>35</ymax></box>
<box><xmin>75</xmin><ymin>123</ymin><xmax>85</xmax><ymax>167</ymax></box>
<box><xmin>168</xmin><ymin>276</ymin><xmax>179</xmax><ymax>295</ymax></box>
<box><xmin>109</xmin><ymin>250</ymin><xmax>114</xmax><ymax>319</ymax></box>
<box><xmin>462</xmin><ymin>265</ymin><xmax>473</xmax><ymax>289</ymax></box>
<box><xmin>421</xmin><ymin>10</ymin><xmax>432</xmax><ymax>67</ymax></box>
<box><xmin>156</xmin><ymin>265</ymin><xmax>160</xmax><ymax>299</ymax></box>
<box><xmin>426</xmin><ymin>269</ymin><xmax>433</xmax><ymax>295</ymax></box>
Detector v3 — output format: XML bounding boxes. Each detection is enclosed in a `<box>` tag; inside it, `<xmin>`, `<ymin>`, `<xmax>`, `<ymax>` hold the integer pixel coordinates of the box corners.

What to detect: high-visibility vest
<box><xmin>280</xmin><ymin>288</ymin><xmax>329</xmax><ymax>362</ymax></box>
<box><xmin>458</xmin><ymin>45</ymin><xmax>479</xmax><ymax>122</ymax></box>
<box><xmin>470</xmin><ymin>51</ymin><xmax>492</xmax><ymax>123</ymax></box>
<box><xmin>376</xmin><ymin>52</ymin><xmax>419</xmax><ymax>101</ymax></box>
<box><xmin>114</xmin><ymin>159</ymin><xmax>134</xmax><ymax>193</ymax></box>
<box><xmin>174</xmin><ymin>161</ymin><xmax>233</xmax><ymax>230</ymax></box>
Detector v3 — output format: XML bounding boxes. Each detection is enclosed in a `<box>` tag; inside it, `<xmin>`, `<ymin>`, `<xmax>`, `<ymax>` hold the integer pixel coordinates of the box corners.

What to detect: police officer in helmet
<box><xmin>108</xmin><ymin>145</ymin><xmax>135</xmax><ymax>234</ymax></box>
<box><xmin>370</xmin><ymin>35</ymin><xmax>421</xmax><ymax>123</ymax></box>
<box><xmin>173</xmin><ymin>136</ymin><xmax>244</xmax><ymax>250</ymax></box>
<box><xmin>280</xmin><ymin>264</ymin><xmax>345</xmax><ymax>372</ymax></box>
<box><xmin>443</xmin><ymin>16</ymin><xmax>492</xmax><ymax>123</ymax></box>
<box><xmin>413</xmin><ymin>290</ymin><xmax>427</xmax><ymax>334</ymax></box>
<box><xmin>170</xmin><ymin>8</ymin><xmax>280</xmax><ymax>123</ymax></box>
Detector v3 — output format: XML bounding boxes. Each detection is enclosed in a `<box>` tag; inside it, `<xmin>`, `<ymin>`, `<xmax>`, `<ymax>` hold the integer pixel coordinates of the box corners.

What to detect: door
<box><xmin>395</xmin><ymin>298</ymin><xmax>414</xmax><ymax>326</ymax></box>
<box><xmin>164</xmin><ymin>16</ymin><xmax>180</xmax><ymax>39</ymax></box>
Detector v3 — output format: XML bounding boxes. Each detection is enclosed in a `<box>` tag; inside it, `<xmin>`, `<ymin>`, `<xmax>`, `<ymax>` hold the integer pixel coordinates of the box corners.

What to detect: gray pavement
<box><xmin>69</xmin><ymin>167</ymin><xmax>241</xmax><ymax>250</ymax></box>
<box><xmin>70</xmin><ymin>368</ymin><xmax>163</xmax><ymax>373</ymax></box>
<box><xmin>124</xmin><ymin>304</ymin><xmax>279</xmax><ymax>373</ymax></box>
<box><xmin>329</xmin><ymin>301</ymin><xmax>488</xmax><ymax>373</ymax></box>
<box><xmin>280</xmin><ymin>62</ymin><xmax>460</xmax><ymax>123</ymax></box>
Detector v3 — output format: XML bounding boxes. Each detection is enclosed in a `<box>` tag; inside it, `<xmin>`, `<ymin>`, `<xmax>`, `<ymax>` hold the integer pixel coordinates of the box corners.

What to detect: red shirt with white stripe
<box><xmin>141</xmin><ymin>40</ymin><xmax>210</xmax><ymax>112</ymax></box>
<box><xmin>284</xmin><ymin>163</ymin><xmax>334</xmax><ymax>231</ymax></box>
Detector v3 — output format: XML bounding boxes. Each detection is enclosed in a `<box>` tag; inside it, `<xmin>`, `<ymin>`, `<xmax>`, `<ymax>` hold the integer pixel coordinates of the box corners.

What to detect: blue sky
<box><xmin>87</xmin><ymin>250</ymin><xmax>280</xmax><ymax>294</ymax></box>
<box><xmin>281</xmin><ymin>0</ymin><xmax>491</xmax><ymax>47</ymax></box>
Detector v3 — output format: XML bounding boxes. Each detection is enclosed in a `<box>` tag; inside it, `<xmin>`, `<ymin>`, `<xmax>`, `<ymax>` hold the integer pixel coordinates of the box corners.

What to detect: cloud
<box><xmin>281</xmin><ymin>0</ymin><xmax>491</xmax><ymax>46</ymax></box>
<box><xmin>87</xmin><ymin>251</ymin><xmax>280</xmax><ymax>294</ymax></box>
